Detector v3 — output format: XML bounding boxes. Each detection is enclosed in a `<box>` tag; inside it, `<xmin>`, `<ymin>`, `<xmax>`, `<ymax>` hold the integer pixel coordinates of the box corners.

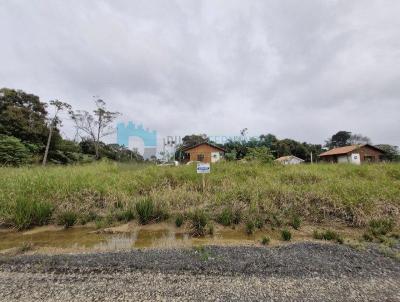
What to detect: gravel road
<box><xmin>0</xmin><ymin>242</ymin><xmax>399</xmax><ymax>301</ymax></box>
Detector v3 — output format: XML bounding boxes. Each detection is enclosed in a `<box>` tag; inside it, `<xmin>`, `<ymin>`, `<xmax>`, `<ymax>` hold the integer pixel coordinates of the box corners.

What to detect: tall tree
<box><xmin>181</xmin><ymin>134</ymin><xmax>208</xmax><ymax>148</ymax></box>
<box><xmin>0</xmin><ymin>88</ymin><xmax>49</xmax><ymax>147</ymax></box>
<box><xmin>42</xmin><ymin>100</ymin><xmax>71</xmax><ymax>166</ymax></box>
<box><xmin>325</xmin><ymin>131</ymin><xmax>352</xmax><ymax>148</ymax></box>
<box><xmin>70</xmin><ymin>98</ymin><xmax>120</xmax><ymax>159</ymax></box>
<box><xmin>349</xmin><ymin>133</ymin><xmax>371</xmax><ymax>145</ymax></box>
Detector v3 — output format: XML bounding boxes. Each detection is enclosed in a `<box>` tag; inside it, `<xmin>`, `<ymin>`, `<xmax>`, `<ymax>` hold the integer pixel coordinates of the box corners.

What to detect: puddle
<box><xmin>0</xmin><ymin>223</ymin><xmax>364</xmax><ymax>254</ymax></box>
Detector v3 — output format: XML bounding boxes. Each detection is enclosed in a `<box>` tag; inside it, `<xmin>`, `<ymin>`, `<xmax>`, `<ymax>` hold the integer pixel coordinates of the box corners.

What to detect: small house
<box><xmin>319</xmin><ymin>144</ymin><xmax>384</xmax><ymax>164</ymax></box>
<box><xmin>275</xmin><ymin>155</ymin><xmax>305</xmax><ymax>165</ymax></box>
<box><xmin>180</xmin><ymin>142</ymin><xmax>225</xmax><ymax>163</ymax></box>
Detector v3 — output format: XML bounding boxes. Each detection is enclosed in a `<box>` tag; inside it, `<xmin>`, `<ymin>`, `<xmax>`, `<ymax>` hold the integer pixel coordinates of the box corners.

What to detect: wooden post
<box><xmin>202</xmin><ymin>173</ymin><xmax>205</xmax><ymax>192</ymax></box>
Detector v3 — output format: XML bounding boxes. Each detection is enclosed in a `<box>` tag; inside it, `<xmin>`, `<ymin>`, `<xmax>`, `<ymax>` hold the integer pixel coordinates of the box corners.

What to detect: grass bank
<box><xmin>0</xmin><ymin>162</ymin><xmax>399</xmax><ymax>233</ymax></box>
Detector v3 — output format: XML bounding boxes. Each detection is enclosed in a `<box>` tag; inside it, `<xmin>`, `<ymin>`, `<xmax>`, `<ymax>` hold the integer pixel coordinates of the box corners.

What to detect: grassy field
<box><xmin>0</xmin><ymin>161</ymin><xmax>399</xmax><ymax>234</ymax></box>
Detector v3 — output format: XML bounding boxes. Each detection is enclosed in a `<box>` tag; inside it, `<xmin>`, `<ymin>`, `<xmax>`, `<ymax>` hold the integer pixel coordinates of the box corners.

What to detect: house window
<box><xmin>197</xmin><ymin>154</ymin><xmax>205</xmax><ymax>162</ymax></box>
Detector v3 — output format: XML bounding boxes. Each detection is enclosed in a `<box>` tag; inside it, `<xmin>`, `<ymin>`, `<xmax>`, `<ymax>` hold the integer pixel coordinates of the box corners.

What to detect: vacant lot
<box><xmin>0</xmin><ymin>162</ymin><xmax>399</xmax><ymax>232</ymax></box>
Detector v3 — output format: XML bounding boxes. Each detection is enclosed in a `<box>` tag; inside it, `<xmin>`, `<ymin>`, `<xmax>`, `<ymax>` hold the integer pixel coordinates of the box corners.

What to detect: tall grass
<box><xmin>0</xmin><ymin>161</ymin><xmax>399</xmax><ymax>230</ymax></box>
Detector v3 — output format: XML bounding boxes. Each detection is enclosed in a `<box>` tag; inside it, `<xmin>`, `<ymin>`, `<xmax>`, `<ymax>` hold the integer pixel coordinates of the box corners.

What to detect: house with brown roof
<box><xmin>319</xmin><ymin>144</ymin><xmax>384</xmax><ymax>164</ymax></box>
<box><xmin>180</xmin><ymin>142</ymin><xmax>225</xmax><ymax>163</ymax></box>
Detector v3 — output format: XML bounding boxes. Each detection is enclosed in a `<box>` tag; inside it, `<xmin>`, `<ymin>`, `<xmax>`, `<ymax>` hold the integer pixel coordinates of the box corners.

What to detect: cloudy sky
<box><xmin>1</xmin><ymin>0</ymin><xmax>399</xmax><ymax>148</ymax></box>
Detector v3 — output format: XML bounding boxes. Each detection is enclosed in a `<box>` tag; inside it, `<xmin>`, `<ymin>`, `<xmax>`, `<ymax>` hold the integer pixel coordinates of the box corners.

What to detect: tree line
<box><xmin>177</xmin><ymin>129</ymin><xmax>399</xmax><ymax>162</ymax></box>
<box><xmin>0</xmin><ymin>88</ymin><xmax>143</xmax><ymax>166</ymax></box>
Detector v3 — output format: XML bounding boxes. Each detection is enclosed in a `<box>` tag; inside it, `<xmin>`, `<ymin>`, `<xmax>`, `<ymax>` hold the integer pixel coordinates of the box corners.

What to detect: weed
<box><xmin>246</xmin><ymin>220</ymin><xmax>255</xmax><ymax>235</ymax></box>
<box><xmin>194</xmin><ymin>246</ymin><xmax>212</xmax><ymax>261</ymax></box>
<box><xmin>362</xmin><ymin>232</ymin><xmax>374</xmax><ymax>242</ymax></box>
<box><xmin>114</xmin><ymin>208</ymin><xmax>135</xmax><ymax>222</ymax></box>
<box><xmin>207</xmin><ymin>223</ymin><xmax>214</xmax><ymax>235</ymax></box>
<box><xmin>261</xmin><ymin>236</ymin><xmax>270</xmax><ymax>245</ymax></box>
<box><xmin>79</xmin><ymin>211</ymin><xmax>98</xmax><ymax>225</ymax></box>
<box><xmin>18</xmin><ymin>242</ymin><xmax>33</xmax><ymax>253</ymax></box>
<box><xmin>281</xmin><ymin>229</ymin><xmax>292</xmax><ymax>241</ymax></box>
<box><xmin>368</xmin><ymin>218</ymin><xmax>394</xmax><ymax>236</ymax></box>
<box><xmin>57</xmin><ymin>211</ymin><xmax>77</xmax><ymax>228</ymax></box>
<box><xmin>290</xmin><ymin>214</ymin><xmax>301</xmax><ymax>230</ymax></box>
<box><xmin>11</xmin><ymin>199</ymin><xmax>53</xmax><ymax>230</ymax></box>
<box><xmin>217</xmin><ymin>208</ymin><xmax>233</xmax><ymax>226</ymax></box>
<box><xmin>135</xmin><ymin>198</ymin><xmax>154</xmax><ymax>224</ymax></box>
<box><xmin>175</xmin><ymin>214</ymin><xmax>184</xmax><ymax>227</ymax></box>
<box><xmin>313</xmin><ymin>229</ymin><xmax>343</xmax><ymax>244</ymax></box>
<box><xmin>190</xmin><ymin>209</ymin><xmax>208</xmax><ymax>236</ymax></box>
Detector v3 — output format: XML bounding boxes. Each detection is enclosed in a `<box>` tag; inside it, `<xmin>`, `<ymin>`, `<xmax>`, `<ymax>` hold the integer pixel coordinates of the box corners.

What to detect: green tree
<box><xmin>325</xmin><ymin>131</ymin><xmax>352</xmax><ymax>148</ymax></box>
<box><xmin>42</xmin><ymin>100</ymin><xmax>72</xmax><ymax>166</ymax></box>
<box><xmin>0</xmin><ymin>88</ymin><xmax>50</xmax><ymax>148</ymax></box>
<box><xmin>0</xmin><ymin>135</ymin><xmax>30</xmax><ymax>166</ymax></box>
<box><xmin>244</xmin><ymin>146</ymin><xmax>274</xmax><ymax>163</ymax></box>
<box><xmin>181</xmin><ymin>134</ymin><xmax>208</xmax><ymax>148</ymax></box>
<box><xmin>375</xmin><ymin>144</ymin><xmax>400</xmax><ymax>162</ymax></box>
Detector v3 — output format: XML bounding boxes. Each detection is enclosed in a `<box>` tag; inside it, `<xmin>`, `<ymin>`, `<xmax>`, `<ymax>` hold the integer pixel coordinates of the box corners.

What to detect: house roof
<box><xmin>275</xmin><ymin>155</ymin><xmax>304</xmax><ymax>162</ymax></box>
<box><xmin>181</xmin><ymin>141</ymin><xmax>226</xmax><ymax>152</ymax></box>
<box><xmin>319</xmin><ymin>144</ymin><xmax>384</xmax><ymax>157</ymax></box>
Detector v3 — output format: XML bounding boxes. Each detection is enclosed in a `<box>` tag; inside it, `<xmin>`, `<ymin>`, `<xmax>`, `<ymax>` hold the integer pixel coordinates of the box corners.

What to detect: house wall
<box><xmin>185</xmin><ymin>145</ymin><xmax>224</xmax><ymax>163</ymax></box>
<box><xmin>321</xmin><ymin>146</ymin><xmax>383</xmax><ymax>164</ymax></box>
<box><xmin>357</xmin><ymin>146</ymin><xmax>382</xmax><ymax>162</ymax></box>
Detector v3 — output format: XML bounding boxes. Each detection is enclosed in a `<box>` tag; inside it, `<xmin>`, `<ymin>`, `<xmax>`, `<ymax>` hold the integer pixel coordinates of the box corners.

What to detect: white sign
<box><xmin>197</xmin><ymin>163</ymin><xmax>210</xmax><ymax>174</ymax></box>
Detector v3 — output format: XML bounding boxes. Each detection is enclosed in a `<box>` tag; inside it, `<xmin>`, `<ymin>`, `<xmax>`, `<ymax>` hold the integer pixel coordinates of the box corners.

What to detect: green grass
<box><xmin>0</xmin><ymin>161</ymin><xmax>399</xmax><ymax>230</ymax></box>
<box><xmin>281</xmin><ymin>229</ymin><xmax>292</xmax><ymax>241</ymax></box>
<box><xmin>313</xmin><ymin>229</ymin><xmax>344</xmax><ymax>244</ymax></box>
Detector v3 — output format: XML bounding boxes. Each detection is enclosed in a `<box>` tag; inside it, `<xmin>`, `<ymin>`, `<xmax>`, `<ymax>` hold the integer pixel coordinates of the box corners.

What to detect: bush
<box><xmin>261</xmin><ymin>236</ymin><xmax>270</xmax><ymax>245</ymax></box>
<box><xmin>190</xmin><ymin>209</ymin><xmax>208</xmax><ymax>236</ymax></box>
<box><xmin>207</xmin><ymin>223</ymin><xmax>214</xmax><ymax>235</ymax></box>
<box><xmin>135</xmin><ymin>198</ymin><xmax>155</xmax><ymax>224</ymax></box>
<box><xmin>0</xmin><ymin>135</ymin><xmax>30</xmax><ymax>166</ymax></box>
<box><xmin>217</xmin><ymin>208</ymin><xmax>233</xmax><ymax>226</ymax></box>
<box><xmin>368</xmin><ymin>218</ymin><xmax>394</xmax><ymax>236</ymax></box>
<box><xmin>281</xmin><ymin>229</ymin><xmax>292</xmax><ymax>241</ymax></box>
<box><xmin>313</xmin><ymin>229</ymin><xmax>343</xmax><ymax>243</ymax></box>
<box><xmin>57</xmin><ymin>211</ymin><xmax>77</xmax><ymax>228</ymax></box>
<box><xmin>114</xmin><ymin>208</ymin><xmax>135</xmax><ymax>222</ymax></box>
<box><xmin>246</xmin><ymin>220</ymin><xmax>255</xmax><ymax>235</ymax></box>
<box><xmin>11</xmin><ymin>199</ymin><xmax>53</xmax><ymax>230</ymax></box>
<box><xmin>290</xmin><ymin>215</ymin><xmax>301</xmax><ymax>230</ymax></box>
<box><xmin>175</xmin><ymin>214</ymin><xmax>184</xmax><ymax>227</ymax></box>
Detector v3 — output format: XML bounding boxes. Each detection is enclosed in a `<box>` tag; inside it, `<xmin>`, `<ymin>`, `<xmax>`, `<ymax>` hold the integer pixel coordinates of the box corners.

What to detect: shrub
<box><xmin>136</xmin><ymin>198</ymin><xmax>155</xmax><ymax>224</ymax></box>
<box><xmin>290</xmin><ymin>215</ymin><xmax>301</xmax><ymax>230</ymax></box>
<box><xmin>368</xmin><ymin>218</ymin><xmax>394</xmax><ymax>236</ymax></box>
<box><xmin>217</xmin><ymin>208</ymin><xmax>233</xmax><ymax>226</ymax></box>
<box><xmin>175</xmin><ymin>214</ymin><xmax>184</xmax><ymax>227</ymax></box>
<box><xmin>244</xmin><ymin>146</ymin><xmax>274</xmax><ymax>163</ymax></box>
<box><xmin>261</xmin><ymin>236</ymin><xmax>270</xmax><ymax>245</ymax></box>
<box><xmin>0</xmin><ymin>135</ymin><xmax>30</xmax><ymax>166</ymax></box>
<box><xmin>281</xmin><ymin>229</ymin><xmax>292</xmax><ymax>241</ymax></box>
<box><xmin>313</xmin><ymin>229</ymin><xmax>343</xmax><ymax>243</ymax></box>
<box><xmin>246</xmin><ymin>220</ymin><xmax>255</xmax><ymax>235</ymax></box>
<box><xmin>190</xmin><ymin>209</ymin><xmax>208</xmax><ymax>236</ymax></box>
<box><xmin>57</xmin><ymin>211</ymin><xmax>77</xmax><ymax>228</ymax></box>
<box><xmin>114</xmin><ymin>208</ymin><xmax>135</xmax><ymax>222</ymax></box>
<box><xmin>79</xmin><ymin>211</ymin><xmax>98</xmax><ymax>225</ymax></box>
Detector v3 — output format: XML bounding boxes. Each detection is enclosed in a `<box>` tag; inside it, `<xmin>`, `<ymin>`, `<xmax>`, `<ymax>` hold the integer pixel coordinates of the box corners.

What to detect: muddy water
<box><xmin>0</xmin><ymin>225</ymin><xmax>276</xmax><ymax>253</ymax></box>
<box><xmin>0</xmin><ymin>223</ymin><xmax>361</xmax><ymax>253</ymax></box>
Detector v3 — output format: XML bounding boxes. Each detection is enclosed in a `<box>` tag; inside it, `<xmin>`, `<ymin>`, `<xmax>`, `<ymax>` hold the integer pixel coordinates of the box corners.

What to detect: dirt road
<box><xmin>0</xmin><ymin>243</ymin><xmax>399</xmax><ymax>301</ymax></box>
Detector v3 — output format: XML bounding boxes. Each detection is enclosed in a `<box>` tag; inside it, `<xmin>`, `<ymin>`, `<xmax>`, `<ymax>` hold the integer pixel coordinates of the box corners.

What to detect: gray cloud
<box><xmin>1</xmin><ymin>0</ymin><xmax>399</xmax><ymax>146</ymax></box>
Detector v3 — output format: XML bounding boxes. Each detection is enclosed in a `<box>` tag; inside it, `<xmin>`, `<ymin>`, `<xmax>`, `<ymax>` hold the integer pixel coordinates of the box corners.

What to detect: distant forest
<box><xmin>1</xmin><ymin>88</ymin><xmax>399</xmax><ymax>166</ymax></box>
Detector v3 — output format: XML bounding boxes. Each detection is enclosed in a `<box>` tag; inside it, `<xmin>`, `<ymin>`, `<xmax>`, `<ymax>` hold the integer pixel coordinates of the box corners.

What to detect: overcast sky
<box><xmin>1</xmin><ymin>0</ymin><xmax>399</xmax><ymax>147</ymax></box>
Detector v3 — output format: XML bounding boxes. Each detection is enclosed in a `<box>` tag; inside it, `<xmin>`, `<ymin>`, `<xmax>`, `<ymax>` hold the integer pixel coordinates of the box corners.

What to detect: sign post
<box><xmin>197</xmin><ymin>163</ymin><xmax>210</xmax><ymax>192</ymax></box>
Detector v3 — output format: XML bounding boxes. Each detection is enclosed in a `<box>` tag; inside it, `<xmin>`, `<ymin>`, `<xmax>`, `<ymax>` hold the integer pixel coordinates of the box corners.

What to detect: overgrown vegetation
<box><xmin>313</xmin><ymin>229</ymin><xmax>344</xmax><ymax>244</ymax></box>
<box><xmin>0</xmin><ymin>162</ymin><xmax>399</xmax><ymax>232</ymax></box>
<box><xmin>57</xmin><ymin>211</ymin><xmax>78</xmax><ymax>228</ymax></box>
